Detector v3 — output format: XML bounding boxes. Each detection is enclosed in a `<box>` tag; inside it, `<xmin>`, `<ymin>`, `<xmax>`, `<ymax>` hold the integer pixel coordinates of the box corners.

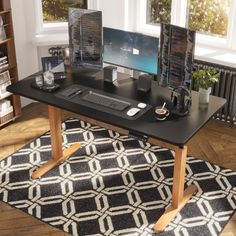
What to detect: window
<box><xmin>146</xmin><ymin>0</ymin><xmax>231</xmax><ymax>37</ymax></box>
<box><xmin>42</xmin><ymin>0</ymin><xmax>87</xmax><ymax>23</ymax></box>
<box><xmin>146</xmin><ymin>0</ymin><xmax>172</xmax><ymax>25</ymax></box>
<box><xmin>33</xmin><ymin>0</ymin><xmax>88</xmax><ymax>45</ymax></box>
<box><xmin>142</xmin><ymin>0</ymin><xmax>236</xmax><ymax>48</ymax></box>
<box><xmin>187</xmin><ymin>0</ymin><xmax>231</xmax><ymax>37</ymax></box>
<box><xmin>137</xmin><ymin>0</ymin><xmax>236</xmax><ymax>66</ymax></box>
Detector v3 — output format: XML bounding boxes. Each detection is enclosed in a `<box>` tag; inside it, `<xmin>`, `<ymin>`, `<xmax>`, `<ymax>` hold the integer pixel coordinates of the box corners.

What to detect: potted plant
<box><xmin>192</xmin><ymin>68</ymin><xmax>219</xmax><ymax>105</ymax></box>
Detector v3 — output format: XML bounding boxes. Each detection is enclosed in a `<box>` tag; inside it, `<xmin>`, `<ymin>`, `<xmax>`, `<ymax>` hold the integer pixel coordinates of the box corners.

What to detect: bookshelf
<box><xmin>0</xmin><ymin>0</ymin><xmax>21</xmax><ymax>127</ymax></box>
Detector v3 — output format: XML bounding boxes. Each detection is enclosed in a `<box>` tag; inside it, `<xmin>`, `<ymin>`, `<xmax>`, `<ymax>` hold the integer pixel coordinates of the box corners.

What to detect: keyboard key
<box><xmin>82</xmin><ymin>91</ymin><xmax>130</xmax><ymax>111</ymax></box>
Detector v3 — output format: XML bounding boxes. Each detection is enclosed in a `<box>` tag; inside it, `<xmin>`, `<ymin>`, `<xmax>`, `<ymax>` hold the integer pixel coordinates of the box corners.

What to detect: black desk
<box><xmin>7</xmin><ymin>70</ymin><xmax>226</xmax><ymax>232</ymax></box>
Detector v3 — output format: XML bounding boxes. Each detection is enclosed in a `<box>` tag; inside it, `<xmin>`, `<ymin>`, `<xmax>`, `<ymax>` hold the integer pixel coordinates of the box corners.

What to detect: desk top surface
<box><xmin>8</xmin><ymin>70</ymin><xmax>226</xmax><ymax>146</ymax></box>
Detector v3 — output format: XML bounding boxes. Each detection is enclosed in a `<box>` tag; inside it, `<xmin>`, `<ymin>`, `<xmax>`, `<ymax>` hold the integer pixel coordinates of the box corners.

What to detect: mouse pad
<box><xmin>55</xmin><ymin>85</ymin><xmax>152</xmax><ymax>120</ymax></box>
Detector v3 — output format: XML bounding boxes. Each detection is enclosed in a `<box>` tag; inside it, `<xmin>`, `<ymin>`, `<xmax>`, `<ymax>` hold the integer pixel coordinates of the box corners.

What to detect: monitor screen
<box><xmin>103</xmin><ymin>27</ymin><xmax>159</xmax><ymax>75</ymax></box>
<box><xmin>158</xmin><ymin>23</ymin><xmax>195</xmax><ymax>91</ymax></box>
<box><xmin>68</xmin><ymin>8</ymin><xmax>103</xmax><ymax>69</ymax></box>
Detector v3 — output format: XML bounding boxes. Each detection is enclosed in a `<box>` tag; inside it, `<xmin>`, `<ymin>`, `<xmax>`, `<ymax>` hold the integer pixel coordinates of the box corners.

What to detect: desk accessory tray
<box><xmin>31</xmin><ymin>81</ymin><xmax>60</xmax><ymax>93</ymax></box>
<box><xmin>56</xmin><ymin>84</ymin><xmax>152</xmax><ymax>120</ymax></box>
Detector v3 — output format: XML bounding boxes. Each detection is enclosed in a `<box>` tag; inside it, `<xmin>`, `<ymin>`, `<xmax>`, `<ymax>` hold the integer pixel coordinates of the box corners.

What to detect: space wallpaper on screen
<box><xmin>103</xmin><ymin>28</ymin><xmax>159</xmax><ymax>75</ymax></box>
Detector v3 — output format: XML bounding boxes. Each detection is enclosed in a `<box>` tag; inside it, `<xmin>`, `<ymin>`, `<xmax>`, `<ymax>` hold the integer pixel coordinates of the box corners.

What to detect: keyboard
<box><xmin>82</xmin><ymin>91</ymin><xmax>130</xmax><ymax>111</ymax></box>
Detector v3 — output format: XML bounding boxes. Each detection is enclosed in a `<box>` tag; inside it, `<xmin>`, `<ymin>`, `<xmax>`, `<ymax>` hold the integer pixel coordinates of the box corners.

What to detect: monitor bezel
<box><xmin>103</xmin><ymin>27</ymin><xmax>159</xmax><ymax>75</ymax></box>
<box><xmin>158</xmin><ymin>23</ymin><xmax>196</xmax><ymax>91</ymax></box>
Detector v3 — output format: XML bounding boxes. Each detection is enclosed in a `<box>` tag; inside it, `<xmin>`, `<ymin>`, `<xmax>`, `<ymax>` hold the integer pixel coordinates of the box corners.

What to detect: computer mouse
<box><xmin>137</xmin><ymin>102</ymin><xmax>147</xmax><ymax>109</ymax></box>
<box><xmin>127</xmin><ymin>107</ymin><xmax>141</xmax><ymax>117</ymax></box>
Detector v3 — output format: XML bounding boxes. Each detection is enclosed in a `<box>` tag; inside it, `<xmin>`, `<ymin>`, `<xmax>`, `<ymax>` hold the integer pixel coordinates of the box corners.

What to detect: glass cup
<box><xmin>35</xmin><ymin>75</ymin><xmax>43</xmax><ymax>87</ymax></box>
<box><xmin>43</xmin><ymin>70</ymin><xmax>55</xmax><ymax>88</ymax></box>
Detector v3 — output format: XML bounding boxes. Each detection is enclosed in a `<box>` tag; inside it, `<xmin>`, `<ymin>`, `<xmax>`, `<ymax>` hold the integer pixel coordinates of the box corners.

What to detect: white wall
<box><xmin>89</xmin><ymin>0</ymin><xmax>138</xmax><ymax>31</ymax></box>
<box><xmin>11</xmin><ymin>0</ymin><xmax>40</xmax><ymax>107</ymax></box>
<box><xmin>96</xmin><ymin>0</ymin><xmax>126</xmax><ymax>29</ymax></box>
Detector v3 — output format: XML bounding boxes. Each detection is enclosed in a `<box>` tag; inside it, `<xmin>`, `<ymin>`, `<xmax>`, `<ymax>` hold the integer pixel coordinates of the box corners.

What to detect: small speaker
<box><xmin>103</xmin><ymin>66</ymin><xmax>117</xmax><ymax>82</ymax></box>
<box><xmin>137</xmin><ymin>74</ymin><xmax>152</xmax><ymax>92</ymax></box>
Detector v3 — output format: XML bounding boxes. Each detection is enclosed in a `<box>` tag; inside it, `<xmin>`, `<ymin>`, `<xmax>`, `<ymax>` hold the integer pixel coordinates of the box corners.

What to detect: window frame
<box><xmin>35</xmin><ymin>0</ymin><xmax>92</xmax><ymax>35</ymax></box>
<box><xmin>35</xmin><ymin>0</ymin><xmax>79</xmax><ymax>34</ymax></box>
<box><xmin>137</xmin><ymin>0</ymin><xmax>236</xmax><ymax>50</ymax></box>
<box><xmin>34</xmin><ymin>0</ymin><xmax>93</xmax><ymax>45</ymax></box>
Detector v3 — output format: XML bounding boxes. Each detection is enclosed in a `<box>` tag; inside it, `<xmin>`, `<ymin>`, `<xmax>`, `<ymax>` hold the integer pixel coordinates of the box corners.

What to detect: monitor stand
<box><xmin>130</xmin><ymin>70</ymin><xmax>146</xmax><ymax>80</ymax></box>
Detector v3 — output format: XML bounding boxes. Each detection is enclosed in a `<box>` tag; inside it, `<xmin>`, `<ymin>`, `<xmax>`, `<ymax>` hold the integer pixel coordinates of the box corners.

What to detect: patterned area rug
<box><xmin>0</xmin><ymin>119</ymin><xmax>236</xmax><ymax>236</ymax></box>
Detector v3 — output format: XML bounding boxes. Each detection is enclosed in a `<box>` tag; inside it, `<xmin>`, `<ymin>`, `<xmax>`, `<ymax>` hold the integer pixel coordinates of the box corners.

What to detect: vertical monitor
<box><xmin>103</xmin><ymin>27</ymin><xmax>159</xmax><ymax>75</ymax></box>
<box><xmin>68</xmin><ymin>8</ymin><xmax>103</xmax><ymax>69</ymax></box>
<box><xmin>158</xmin><ymin>24</ymin><xmax>195</xmax><ymax>91</ymax></box>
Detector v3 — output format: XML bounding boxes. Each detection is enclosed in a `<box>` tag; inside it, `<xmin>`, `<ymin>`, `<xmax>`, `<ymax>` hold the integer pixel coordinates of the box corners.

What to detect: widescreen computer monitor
<box><xmin>103</xmin><ymin>27</ymin><xmax>159</xmax><ymax>75</ymax></box>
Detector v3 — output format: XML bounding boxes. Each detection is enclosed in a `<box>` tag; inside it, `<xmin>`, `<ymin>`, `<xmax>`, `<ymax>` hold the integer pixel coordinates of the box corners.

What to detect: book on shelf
<box><xmin>0</xmin><ymin>81</ymin><xmax>11</xmax><ymax>95</ymax></box>
<box><xmin>0</xmin><ymin>56</ymin><xmax>7</xmax><ymax>62</ymax></box>
<box><xmin>0</xmin><ymin>70</ymin><xmax>10</xmax><ymax>84</ymax></box>
<box><xmin>0</xmin><ymin>70</ymin><xmax>11</xmax><ymax>96</ymax></box>
<box><xmin>0</xmin><ymin>76</ymin><xmax>9</xmax><ymax>85</ymax></box>
<box><xmin>0</xmin><ymin>63</ymin><xmax>8</xmax><ymax>70</ymax></box>
<box><xmin>0</xmin><ymin>99</ymin><xmax>11</xmax><ymax>112</ymax></box>
<box><xmin>0</xmin><ymin>106</ymin><xmax>13</xmax><ymax>118</ymax></box>
<box><xmin>0</xmin><ymin>59</ymin><xmax>8</xmax><ymax>66</ymax></box>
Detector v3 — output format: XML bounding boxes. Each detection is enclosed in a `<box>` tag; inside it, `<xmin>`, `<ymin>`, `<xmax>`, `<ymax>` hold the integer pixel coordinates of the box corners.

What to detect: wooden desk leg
<box><xmin>31</xmin><ymin>105</ymin><xmax>81</xmax><ymax>179</ymax></box>
<box><xmin>154</xmin><ymin>146</ymin><xmax>198</xmax><ymax>232</ymax></box>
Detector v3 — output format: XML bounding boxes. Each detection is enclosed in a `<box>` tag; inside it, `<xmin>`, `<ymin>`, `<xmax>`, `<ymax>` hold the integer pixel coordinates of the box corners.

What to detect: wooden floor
<box><xmin>0</xmin><ymin>102</ymin><xmax>235</xmax><ymax>236</ymax></box>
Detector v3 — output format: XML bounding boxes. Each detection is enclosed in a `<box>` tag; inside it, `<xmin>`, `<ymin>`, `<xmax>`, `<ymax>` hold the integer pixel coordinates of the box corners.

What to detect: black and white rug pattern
<box><xmin>0</xmin><ymin>119</ymin><xmax>236</xmax><ymax>236</ymax></box>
